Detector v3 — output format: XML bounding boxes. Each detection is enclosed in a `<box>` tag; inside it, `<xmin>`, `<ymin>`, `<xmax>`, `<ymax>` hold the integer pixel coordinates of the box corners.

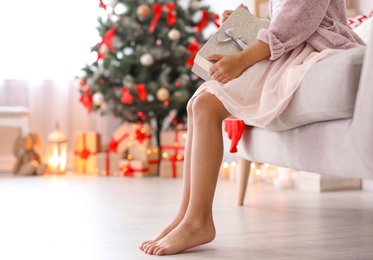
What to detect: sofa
<box><xmin>224</xmin><ymin>25</ymin><xmax>373</xmax><ymax>205</ymax></box>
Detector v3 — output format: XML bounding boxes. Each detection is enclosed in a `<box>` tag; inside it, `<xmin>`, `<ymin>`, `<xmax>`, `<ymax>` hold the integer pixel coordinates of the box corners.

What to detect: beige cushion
<box><xmin>264</xmin><ymin>46</ymin><xmax>365</xmax><ymax>131</ymax></box>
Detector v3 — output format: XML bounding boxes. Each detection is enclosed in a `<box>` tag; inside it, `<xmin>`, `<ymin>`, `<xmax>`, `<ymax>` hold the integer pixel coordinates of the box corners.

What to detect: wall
<box><xmin>354</xmin><ymin>0</ymin><xmax>373</xmax><ymax>14</ymax></box>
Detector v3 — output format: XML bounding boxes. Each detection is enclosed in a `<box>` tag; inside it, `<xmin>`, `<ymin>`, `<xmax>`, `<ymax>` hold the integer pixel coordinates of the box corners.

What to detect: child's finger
<box><xmin>222</xmin><ymin>10</ymin><xmax>233</xmax><ymax>22</ymax></box>
<box><xmin>206</xmin><ymin>54</ymin><xmax>223</xmax><ymax>61</ymax></box>
<box><xmin>240</xmin><ymin>3</ymin><xmax>249</xmax><ymax>11</ymax></box>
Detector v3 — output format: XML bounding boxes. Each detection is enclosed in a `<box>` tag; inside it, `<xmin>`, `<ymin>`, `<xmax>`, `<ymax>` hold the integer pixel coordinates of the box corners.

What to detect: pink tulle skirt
<box><xmin>192</xmin><ymin>43</ymin><xmax>341</xmax><ymax>126</ymax></box>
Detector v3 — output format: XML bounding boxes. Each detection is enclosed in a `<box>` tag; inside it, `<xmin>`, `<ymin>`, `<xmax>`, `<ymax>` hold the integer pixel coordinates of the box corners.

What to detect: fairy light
<box><xmin>163</xmin><ymin>152</ymin><xmax>168</xmax><ymax>158</ymax></box>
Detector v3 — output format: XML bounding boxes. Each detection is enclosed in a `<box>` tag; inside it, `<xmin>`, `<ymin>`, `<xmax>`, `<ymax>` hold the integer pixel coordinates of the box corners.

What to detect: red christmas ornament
<box><xmin>195</xmin><ymin>10</ymin><xmax>210</xmax><ymax>32</ymax></box>
<box><xmin>79</xmin><ymin>85</ymin><xmax>93</xmax><ymax>113</ymax></box>
<box><xmin>135</xmin><ymin>83</ymin><xmax>147</xmax><ymax>101</ymax></box>
<box><xmin>186</xmin><ymin>39</ymin><xmax>200</xmax><ymax>67</ymax></box>
<box><xmin>97</xmin><ymin>25</ymin><xmax>116</xmax><ymax>60</ymax></box>
<box><xmin>149</xmin><ymin>3</ymin><xmax>176</xmax><ymax>33</ymax></box>
<box><xmin>213</xmin><ymin>13</ymin><xmax>220</xmax><ymax>28</ymax></box>
<box><xmin>99</xmin><ymin>0</ymin><xmax>107</xmax><ymax>10</ymax></box>
<box><xmin>120</xmin><ymin>88</ymin><xmax>133</xmax><ymax>104</ymax></box>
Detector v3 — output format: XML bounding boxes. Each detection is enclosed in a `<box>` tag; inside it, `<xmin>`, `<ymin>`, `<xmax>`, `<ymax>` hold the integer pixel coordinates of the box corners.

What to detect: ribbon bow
<box><xmin>149</xmin><ymin>3</ymin><xmax>176</xmax><ymax>33</ymax></box>
<box><xmin>216</xmin><ymin>28</ymin><xmax>248</xmax><ymax>50</ymax></box>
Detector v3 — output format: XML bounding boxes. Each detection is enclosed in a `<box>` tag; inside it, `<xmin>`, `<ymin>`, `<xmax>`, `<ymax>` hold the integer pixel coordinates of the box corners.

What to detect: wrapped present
<box><xmin>109</xmin><ymin>122</ymin><xmax>153</xmax><ymax>153</ymax></box>
<box><xmin>126</xmin><ymin>122</ymin><xmax>153</xmax><ymax>148</ymax></box>
<box><xmin>95</xmin><ymin>152</ymin><xmax>122</xmax><ymax>176</ymax></box>
<box><xmin>159</xmin><ymin>129</ymin><xmax>187</xmax><ymax>178</ymax></box>
<box><xmin>159</xmin><ymin>158</ymin><xmax>184</xmax><ymax>178</ymax></box>
<box><xmin>74</xmin><ymin>132</ymin><xmax>101</xmax><ymax>174</ymax></box>
<box><xmin>118</xmin><ymin>159</ymin><xmax>152</xmax><ymax>177</ymax></box>
<box><xmin>110</xmin><ymin>122</ymin><xmax>130</xmax><ymax>153</ymax></box>
<box><xmin>128</xmin><ymin>146</ymin><xmax>160</xmax><ymax>176</ymax></box>
<box><xmin>192</xmin><ymin>6</ymin><xmax>268</xmax><ymax>81</ymax></box>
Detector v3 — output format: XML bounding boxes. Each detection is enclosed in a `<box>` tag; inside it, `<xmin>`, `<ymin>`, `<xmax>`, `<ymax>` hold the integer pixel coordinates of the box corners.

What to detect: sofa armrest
<box><xmin>350</xmin><ymin>25</ymin><xmax>373</xmax><ymax>171</ymax></box>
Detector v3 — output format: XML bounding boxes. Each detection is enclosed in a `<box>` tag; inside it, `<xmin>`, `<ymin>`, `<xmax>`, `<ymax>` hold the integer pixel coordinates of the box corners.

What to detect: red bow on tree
<box><xmin>149</xmin><ymin>3</ymin><xmax>177</xmax><ymax>33</ymax></box>
<box><xmin>120</xmin><ymin>88</ymin><xmax>133</xmax><ymax>104</ymax></box>
<box><xmin>186</xmin><ymin>39</ymin><xmax>200</xmax><ymax>67</ymax></box>
<box><xmin>99</xmin><ymin>0</ymin><xmax>107</xmax><ymax>10</ymax></box>
<box><xmin>97</xmin><ymin>25</ymin><xmax>116</xmax><ymax>60</ymax></box>
<box><xmin>79</xmin><ymin>85</ymin><xmax>93</xmax><ymax>113</ymax></box>
<box><xmin>135</xmin><ymin>83</ymin><xmax>147</xmax><ymax>101</ymax></box>
<box><xmin>195</xmin><ymin>10</ymin><xmax>210</xmax><ymax>32</ymax></box>
<box><xmin>213</xmin><ymin>13</ymin><xmax>220</xmax><ymax>28</ymax></box>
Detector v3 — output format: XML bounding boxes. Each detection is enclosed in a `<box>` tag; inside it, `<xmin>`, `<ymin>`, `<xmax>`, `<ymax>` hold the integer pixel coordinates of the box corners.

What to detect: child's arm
<box><xmin>258</xmin><ymin>0</ymin><xmax>330</xmax><ymax>60</ymax></box>
<box><xmin>207</xmin><ymin>40</ymin><xmax>270</xmax><ymax>83</ymax></box>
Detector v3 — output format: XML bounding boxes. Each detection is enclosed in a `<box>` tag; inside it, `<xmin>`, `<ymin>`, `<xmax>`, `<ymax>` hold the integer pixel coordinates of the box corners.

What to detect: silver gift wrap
<box><xmin>192</xmin><ymin>6</ymin><xmax>268</xmax><ymax>81</ymax></box>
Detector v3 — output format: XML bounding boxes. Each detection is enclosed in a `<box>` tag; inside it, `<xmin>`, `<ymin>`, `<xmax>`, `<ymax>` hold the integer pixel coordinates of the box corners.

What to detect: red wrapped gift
<box><xmin>128</xmin><ymin>146</ymin><xmax>160</xmax><ymax>176</ymax></box>
<box><xmin>110</xmin><ymin>122</ymin><xmax>153</xmax><ymax>153</ymax></box>
<box><xmin>118</xmin><ymin>159</ymin><xmax>152</xmax><ymax>177</ymax></box>
<box><xmin>159</xmin><ymin>129</ymin><xmax>187</xmax><ymax>178</ymax></box>
<box><xmin>74</xmin><ymin>132</ymin><xmax>101</xmax><ymax>174</ymax></box>
<box><xmin>96</xmin><ymin>152</ymin><xmax>122</xmax><ymax>176</ymax></box>
<box><xmin>126</xmin><ymin>122</ymin><xmax>153</xmax><ymax>148</ymax></box>
<box><xmin>110</xmin><ymin>122</ymin><xmax>130</xmax><ymax>153</ymax></box>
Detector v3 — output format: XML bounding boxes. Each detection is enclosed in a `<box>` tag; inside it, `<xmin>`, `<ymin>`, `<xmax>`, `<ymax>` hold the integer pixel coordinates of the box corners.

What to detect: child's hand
<box><xmin>206</xmin><ymin>54</ymin><xmax>246</xmax><ymax>84</ymax></box>
<box><xmin>222</xmin><ymin>3</ymin><xmax>249</xmax><ymax>23</ymax></box>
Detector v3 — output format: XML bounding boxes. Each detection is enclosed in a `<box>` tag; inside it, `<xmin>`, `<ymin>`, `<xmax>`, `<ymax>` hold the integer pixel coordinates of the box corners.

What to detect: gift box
<box><xmin>159</xmin><ymin>129</ymin><xmax>187</xmax><ymax>178</ymax></box>
<box><xmin>192</xmin><ymin>6</ymin><xmax>268</xmax><ymax>81</ymax></box>
<box><xmin>95</xmin><ymin>152</ymin><xmax>122</xmax><ymax>176</ymax></box>
<box><xmin>159</xmin><ymin>158</ymin><xmax>184</xmax><ymax>178</ymax></box>
<box><xmin>118</xmin><ymin>159</ymin><xmax>153</xmax><ymax>177</ymax></box>
<box><xmin>74</xmin><ymin>132</ymin><xmax>101</xmax><ymax>174</ymax></box>
<box><xmin>110</xmin><ymin>122</ymin><xmax>153</xmax><ymax>153</ymax></box>
<box><xmin>126</xmin><ymin>122</ymin><xmax>153</xmax><ymax>148</ymax></box>
<box><xmin>110</xmin><ymin>122</ymin><xmax>130</xmax><ymax>153</ymax></box>
<box><xmin>128</xmin><ymin>146</ymin><xmax>160</xmax><ymax>176</ymax></box>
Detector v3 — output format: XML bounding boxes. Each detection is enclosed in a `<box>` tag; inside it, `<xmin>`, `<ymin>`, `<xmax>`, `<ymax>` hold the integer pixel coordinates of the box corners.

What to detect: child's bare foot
<box><xmin>139</xmin><ymin>217</ymin><xmax>182</xmax><ymax>251</ymax></box>
<box><xmin>143</xmin><ymin>218</ymin><xmax>216</xmax><ymax>256</ymax></box>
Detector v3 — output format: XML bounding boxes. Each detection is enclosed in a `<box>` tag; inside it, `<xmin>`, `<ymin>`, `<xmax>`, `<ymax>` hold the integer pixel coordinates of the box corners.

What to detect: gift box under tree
<box><xmin>159</xmin><ymin>129</ymin><xmax>187</xmax><ymax>178</ymax></box>
<box><xmin>119</xmin><ymin>159</ymin><xmax>153</xmax><ymax>177</ymax></box>
<box><xmin>127</xmin><ymin>146</ymin><xmax>160</xmax><ymax>176</ymax></box>
<box><xmin>95</xmin><ymin>151</ymin><xmax>122</xmax><ymax>176</ymax></box>
<box><xmin>74</xmin><ymin>132</ymin><xmax>101</xmax><ymax>174</ymax></box>
<box><xmin>109</xmin><ymin>122</ymin><xmax>153</xmax><ymax>154</ymax></box>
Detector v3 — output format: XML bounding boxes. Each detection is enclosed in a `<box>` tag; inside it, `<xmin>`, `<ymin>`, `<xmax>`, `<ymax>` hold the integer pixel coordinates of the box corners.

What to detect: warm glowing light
<box><xmin>176</xmin><ymin>154</ymin><xmax>182</xmax><ymax>160</ymax></box>
<box><xmin>255</xmin><ymin>169</ymin><xmax>262</xmax><ymax>175</ymax></box>
<box><xmin>264</xmin><ymin>163</ymin><xmax>269</xmax><ymax>167</ymax></box>
<box><xmin>127</xmin><ymin>154</ymin><xmax>133</xmax><ymax>160</ymax></box>
<box><xmin>182</xmin><ymin>133</ymin><xmax>187</xmax><ymax>139</ymax></box>
<box><xmin>222</xmin><ymin>162</ymin><xmax>229</xmax><ymax>169</ymax></box>
<box><xmin>47</xmin><ymin>144</ymin><xmax>67</xmax><ymax>173</ymax></box>
<box><xmin>174</xmin><ymin>142</ymin><xmax>179</xmax><ymax>147</ymax></box>
<box><xmin>251</xmin><ymin>163</ymin><xmax>256</xmax><ymax>169</ymax></box>
<box><xmin>162</xmin><ymin>152</ymin><xmax>168</xmax><ymax>158</ymax></box>
<box><xmin>127</xmin><ymin>141</ymin><xmax>132</xmax><ymax>147</ymax></box>
<box><xmin>152</xmin><ymin>147</ymin><xmax>158</xmax><ymax>153</ymax></box>
<box><xmin>230</xmin><ymin>161</ymin><xmax>237</xmax><ymax>167</ymax></box>
<box><xmin>129</xmin><ymin>135</ymin><xmax>134</xmax><ymax>140</ymax></box>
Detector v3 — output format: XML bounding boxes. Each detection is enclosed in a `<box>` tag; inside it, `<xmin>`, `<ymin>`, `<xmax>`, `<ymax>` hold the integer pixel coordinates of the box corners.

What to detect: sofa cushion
<box><xmin>263</xmin><ymin>46</ymin><xmax>366</xmax><ymax>131</ymax></box>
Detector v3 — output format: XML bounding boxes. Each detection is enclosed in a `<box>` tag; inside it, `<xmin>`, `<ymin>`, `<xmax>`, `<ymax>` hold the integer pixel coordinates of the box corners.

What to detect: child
<box><xmin>140</xmin><ymin>0</ymin><xmax>365</xmax><ymax>256</ymax></box>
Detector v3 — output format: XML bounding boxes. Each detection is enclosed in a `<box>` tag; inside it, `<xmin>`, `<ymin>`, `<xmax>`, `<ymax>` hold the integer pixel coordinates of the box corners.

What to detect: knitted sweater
<box><xmin>257</xmin><ymin>0</ymin><xmax>366</xmax><ymax>60</ymax></box>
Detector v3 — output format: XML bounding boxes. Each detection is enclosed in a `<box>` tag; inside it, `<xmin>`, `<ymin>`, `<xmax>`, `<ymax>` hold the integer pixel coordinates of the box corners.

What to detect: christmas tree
<box><xmin>79</xmin><ymin>0</ymin><xmax>219</xmax><ymax>139</ymax></box>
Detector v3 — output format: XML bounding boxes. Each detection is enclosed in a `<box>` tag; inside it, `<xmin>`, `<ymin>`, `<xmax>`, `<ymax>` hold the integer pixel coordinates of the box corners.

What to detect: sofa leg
<box><xmin>237</xmin><ymin>158</ymin><xmax>252</xmax><ymax>206</ymax></box>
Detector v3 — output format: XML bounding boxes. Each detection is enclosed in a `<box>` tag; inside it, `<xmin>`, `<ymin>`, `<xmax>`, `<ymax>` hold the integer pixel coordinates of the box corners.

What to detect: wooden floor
<box><xmin>0</xmin><ymin>173</ymin><xmax>372</xmax><ymax>260</ymax></box>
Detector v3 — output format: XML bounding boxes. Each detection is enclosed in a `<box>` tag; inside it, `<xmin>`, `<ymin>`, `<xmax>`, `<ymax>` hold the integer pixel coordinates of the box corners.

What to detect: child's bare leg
<box><xmin>144</xmin><ymin>92</ymin><xmax>230</xmax><ymax>255</ymax></box>
<box><xmin>139</xmin><ymin>98</ymin><xmax>195</xmax><ymax>250</ymax></box>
